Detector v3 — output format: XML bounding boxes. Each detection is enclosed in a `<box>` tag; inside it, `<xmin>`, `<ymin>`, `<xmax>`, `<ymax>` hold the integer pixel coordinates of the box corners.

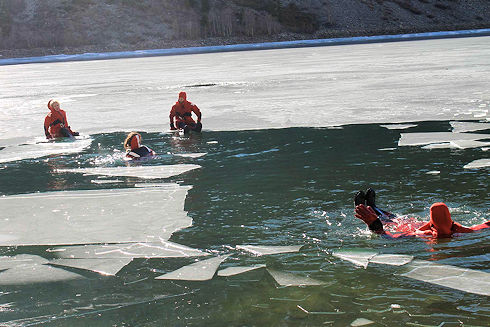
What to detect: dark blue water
<box><xmin>0</xmin><ymin>121</ymin><xmax>488</xmax><ymax>326</ymax></box>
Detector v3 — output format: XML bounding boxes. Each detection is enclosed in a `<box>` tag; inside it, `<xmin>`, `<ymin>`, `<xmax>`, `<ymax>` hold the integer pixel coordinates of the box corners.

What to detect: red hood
<box><xmin>429</xmin><ymin>202</ymin><xmax>453</xmax><ymax>236</ymax></box>
<box><xmin>179</xmin><ymin>92</ymin><xmax>187</xmax><ymax>101</ymax></box>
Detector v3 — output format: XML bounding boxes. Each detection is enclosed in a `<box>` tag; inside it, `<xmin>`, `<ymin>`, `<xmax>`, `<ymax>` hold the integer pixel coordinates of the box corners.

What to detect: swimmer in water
<box><xmin>354</xmin><ymin>188</ymin><xmax>489</xmax><ymax>238</ymax></box>
<box><xmin>123</xmin><ymin>132</ymin><xmax>155</xmax><ymax>160</ymax></box>
<box><xmin>44</xmin><ymin>99</ymin><xmax>79</xmax><ymax>139</ymax></box>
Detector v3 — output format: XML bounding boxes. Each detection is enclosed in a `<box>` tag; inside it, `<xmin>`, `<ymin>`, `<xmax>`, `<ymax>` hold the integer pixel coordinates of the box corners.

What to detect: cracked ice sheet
<box><xmin>401</xmin><ymin>260</ymin><xmax>490</xmax><ymax>296</ymax></box>
<box><xmin>52</xmin><ymin>241</ymin><xmax>208</xmax><ymax>259</ymax></box>
<box><xmin>450</xmin><ymin>121</ymin><xmax>490</xmax><ymax>133</ymax></box>
<box><xmin>422</xmin><ymin>139</ymin><xmax>490</xmax><ymax>150</ymax></box>
<box><xmin>267</xmin><ymin>269</ymin><xmax>325</xmax><ymax>287</ymax></box>
<box><xmin>332</xmin><ymin>250</ymin><xmax>413</xmax><ymax>268</ymax></box>
<box><xmin>0</xmin><ymin>185</ymin><xmax>192</xmax><ymax>246</ymax></box>
<box><xmin>217</xmin><ymin>265</ymin><xmax>266</xmax><ymax>277</ymax></box>
<box><xmin>155</xmin><ymin>256</ymin><xmax>229</xmax><ymax>281</ymax></box>
<box><xmin>398</xmin><ymin>132</ymin><xmax>489</xmax><ymax>147</ymax></box>
<box><xmin>0</xmin><ymin>255</ymin><xmax>84</xmax><ymax>285</ymax></box>
<box><xmin>57</xmin><ymin>164</ymin><xmax>200</xmax><ymax>179</ymax></box>
<box><xmin>0</xmin><ymin>136</ymin><xmax>92</xmax><ymax>164</ymax></box>
<box><xmin>236</xmin><ymin>245</ymin><xmax>303</xmax><ymax>256</ymax></box>
<box><xmin>49</xmin><ymin>258</ymin><xmax>132</xmax><ymax>276</ymax></box>
<box><xmin>380</xmin><ymin>124</ymin><xmax>417</xmax><ymax>130</ymax></box>
<box><xmin>464</xmin><ymin>158</ymin><xmax>490</xmax><ymax>169</ymax></box>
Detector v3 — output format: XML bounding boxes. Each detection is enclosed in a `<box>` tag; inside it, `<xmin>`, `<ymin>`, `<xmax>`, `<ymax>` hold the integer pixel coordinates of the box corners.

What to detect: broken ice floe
<box><xmin>217</xmin><ymin>264</ymin><xmax>266</xmax><ymax>277</ymax></box>
<box><xmin>155</xmin><ymin>256</ymin><xmax>230</xmax><ymax>281</ymax></box>
<box><xmin>421</xmin><ymin>139</ymin><xmax>490</xmax><ymax>150</ymax></box>
<box><xmin>49</xmin><ymin>258</ymin><xmax>132</xmax><ymax>276</ymax></box>
<box><xmin>0</xmin><ymin>255</ymin><xmax>84</xmax><ymax>285</ymax></box>
<box><xmin>398</xmin><ymin>132</ymin><xmax>489</xmax><ymax>147</ymax></box>
<box><xmin>0</xmin><ymin>185</ymin><xmax>192</xmax><ymax>246</ymax></box>
<box><xmin>450</xmin><ymin>121</ymin><xmax>490</xmax><ymax>133</ymax></box>
<box><xmin>236</xmin><ymin>245</ymin><xmax>303</xmax><ymax>256</ymax></box>
<box><xmin>0</xmin><ymin>137</ymin><xmax>92</xmax><ymax>164</ymax></box>
<box><xmin>401</xmin><ymin>260</ymin><xmax>490</xmax><ymax>296</ymax></box>
<box><xmin>173</xmin><ymin>153</ymin><xmax>207</xmax><ymax>158</ymax></box>
<box><xmin>57</xmin><ymin>164</ymin><xmax>200</xmax><ymax>179</ymax></box>
<box><xmin>333</xmin><ymin>250</ymin><xmax>490</xmax><ymax>296</ymax></box>
<box><xmin>463</xmin><ymin>158</ymin><xmax>490</xmax><ymax>169</ymax></box>
<box><xmin>380</xmin><ymin>124</ymin><xmax>417</xmax><ymax>130</ymax></box>
<box><xmin>53</xmin><ymin>241</ymin><xmax>208</xmax><ymax>259</ymax></box>
<box><xmin>350</xmin><ymin>318</ymin><xmax>375</xmax><ymax>326</ymax></box>
<box><xmin>267</xmin><ymin>269</ymin><xmax>325</xmax><ymax>287</ymax></box>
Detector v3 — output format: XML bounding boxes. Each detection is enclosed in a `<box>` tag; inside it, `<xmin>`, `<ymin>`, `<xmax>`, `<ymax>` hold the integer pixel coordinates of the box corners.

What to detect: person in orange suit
<box><xmin>169</xmin><ymin>92</ymin><xmax>202</xmax><ymax>133</ymax></box>
<box><xmin>354</xmin><ymin>188</ymin><xmax>489</xmax><ymax>238</ymax></box>
<box><xmin>123</xmin><ymin>132</ymin><xmax>155</xmax><ymax>160</ymax></box>
<box><xmin>44</xmin><ymin>99</ymin><xmax>78</xmax><ymax>139</ymax></box>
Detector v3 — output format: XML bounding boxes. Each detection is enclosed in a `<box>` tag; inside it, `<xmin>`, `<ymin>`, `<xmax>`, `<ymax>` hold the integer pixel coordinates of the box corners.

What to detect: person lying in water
<box><xmin>123</xmin><ymin>132</ymin><xmax>155</xmax><ymax>159</ymax></box>
<box><xmin>169</xmin><ymin>91</ymin><xmax>202</xmax><ymax>133</ymax></box>
<box><xmin>354</xmin><ymin>188</ymin><xmax>489</xmax><ymax>238</ymax></box>
<box><xmin>44</xmin><ymin>99</ymin><xmax>79</xmax><ymax>139</ymax></box>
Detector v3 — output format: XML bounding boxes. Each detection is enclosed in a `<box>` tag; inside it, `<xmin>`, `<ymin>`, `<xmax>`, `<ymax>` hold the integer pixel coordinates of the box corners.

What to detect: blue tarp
<box><xmin>1</xmin><ymin>28</ymin><xmax>489</xmax><ymax>66</ymax></box>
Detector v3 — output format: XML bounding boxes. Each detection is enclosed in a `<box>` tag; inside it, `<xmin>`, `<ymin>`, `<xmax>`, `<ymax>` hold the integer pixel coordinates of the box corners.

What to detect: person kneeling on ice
<box><xmin>354</xmin><ymin>188</ymin><xmax>489</xmax><ymax>238</ymax></box>
<box><xmin>124</xmin><ymin>132</ymin><xmax>155</xmax><ymax>159</ymax></box>
<box><xmin>169</xmin><ymin>91</ymin><xmax>202</xmax><ymax>133</ymax></box>
<box><xmin>44</xmin><ymin>99</ymin><xmax>79</xmax><ymax>139</ymax></box>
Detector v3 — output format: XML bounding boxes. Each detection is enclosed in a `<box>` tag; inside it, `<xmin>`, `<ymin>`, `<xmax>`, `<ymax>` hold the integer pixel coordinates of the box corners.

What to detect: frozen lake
<box><xmin>0</xmin><ymin>37</ymin><xmax>489</xmax><ymax>326</ymax></box>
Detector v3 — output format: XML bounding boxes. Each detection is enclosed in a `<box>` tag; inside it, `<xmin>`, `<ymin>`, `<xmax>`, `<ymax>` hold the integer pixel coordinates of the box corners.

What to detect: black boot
<box><xmin>365</xmin><ymin>188</ymin><xmax>376</xmax><ymax>207</ymax></box>
<box><xmin>354</xmin><ymin>190</ymin><xmax>366</xmax><ymax>206</ymax></box>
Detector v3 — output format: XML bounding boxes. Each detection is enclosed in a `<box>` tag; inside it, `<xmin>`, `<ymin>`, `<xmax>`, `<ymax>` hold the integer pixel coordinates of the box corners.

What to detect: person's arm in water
<box><xmin>60</xmin><ymin>110</ymin><xmax>79</xmax><ymax>136</ymax></box>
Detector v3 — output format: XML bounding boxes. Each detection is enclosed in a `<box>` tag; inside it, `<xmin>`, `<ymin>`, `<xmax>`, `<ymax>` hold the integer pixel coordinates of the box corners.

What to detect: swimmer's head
<box><xmin>430</xmin><ymin>202</ymin><xmax>453</xmax><ymax>237</ymax></box>
<box><xmin>178</xmin><ymin>91</ymin><xmax>186</xmax><ymax>103</ymax></box>
<box><xmin>48</xmin><ymin>99</ymin><xmax>60</xmax><ymax>111</ymax></box>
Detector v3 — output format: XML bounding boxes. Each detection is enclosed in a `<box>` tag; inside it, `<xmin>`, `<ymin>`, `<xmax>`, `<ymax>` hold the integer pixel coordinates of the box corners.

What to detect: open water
<box><xmin>0</xmin><ymin>37</ymin><xmax>489</xmax><ymax>326</ymax></box>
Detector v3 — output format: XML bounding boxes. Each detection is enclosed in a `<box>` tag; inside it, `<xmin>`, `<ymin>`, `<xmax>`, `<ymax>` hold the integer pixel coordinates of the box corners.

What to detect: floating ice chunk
<box><xmin>49</xmin><ymin>258</ymin><xmax>132</xmax><ymax>275</ymax></box>
<box><xmin>463</xmin><ymin>159</ymin><xmax>490</xmax><ymax>169</ymax></box>
<box><xmin>0</xmin><ymin>137</ymin><xmax>92</xmax><ymax>164</ymax></box>
<box><xmin>54</xmin><ymin>242</ymin><xmax>208</xmax><ymax>259</ymax></box>
<box><xmin>422</xmin><ymin>139</ymin><xmax>490</xmax><ymax>150</ymax></box>
<box><xmin>350</xmin><ymin>318</ymin><xmax>375</xmax><ymax>326</ymax></box>
<box><xmin>173</xmin><ymin>153</ymin><xmax>207</xmax><ymax>158</ymax></box>
<box><xmin>236</xmin><ymin>245</ymin><xmax>303</xmax><ymax>256</ymax></box>
<box><xmin>398</xmin><ymin>132</ymin><xmax>489</xmax><ymax>147</ymax></box>
<box><xmin>155</xmin><ymin>256</ymin><xmax>229</xmax><ymax>281</ymax></box>
<box><xmin>0</xmin><ymin>255</ymin><xmax>84</xmax><ymax>285</ymax></box>
<box><xmin>401</xmin><ymin>260</ymin><xmax>490</xmax><ymax>296</ymax></box>
<box><xmin>450</xmin><ymin>121</ymin><xmax>490</xmax><ymax>133</ymax></box>
<box><xmin>332</xmin><ymin>250</ymin><xmax>377</xmax><ymax>268</ymax></box>
<box><xmin>0</xmin><ymin>185</ymin><xmax>192</xmax><ymax>246</ymax></box>
<box><xmin>57</xmin><ymin>164</ymin><xmax>200</xmax><ymax>179</ymax></box>
<box><xmin>426</xmin><ymin>170</ymin><xmax>440</xmax><ymax>175</ymax></box>
<box><xmin>380</xmin><ymin>124</ymin><xmax>417</xmax><ymax>130</ymax></box>
<box><xmin>369</xmin><ymin>254</ymin><xmax>413</xmax><ymax>266</ymax></box>
<box><xmin>217</xmin><ymin>264</ymin><xmax>266</xmax><ymax>277</ymax></box>
<box><xmin>267</xmin><ymin>269</ymin><xmax>325</xmax><ymax>287</ymax></box>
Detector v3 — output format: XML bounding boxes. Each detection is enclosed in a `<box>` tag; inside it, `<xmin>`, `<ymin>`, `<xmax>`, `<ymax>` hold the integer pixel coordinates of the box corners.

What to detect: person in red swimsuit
<box><xmin>44</xmin><ymin>99</ymin><xmax>78</xmax><ymax>139</ymax></box>
<box><xmin>169</xmin><ymin>92</ymin><xmax>202</xmax><ymax>133</ymax></box>
<box><xmin>123</xmin><ymin>132</ymin><xmax>155</xmax><ymax>159</ymax></box>
<box><xmin>354</xmin><ymin>188</ymin><xmax>489</xmax><ymax>238</ymax></box>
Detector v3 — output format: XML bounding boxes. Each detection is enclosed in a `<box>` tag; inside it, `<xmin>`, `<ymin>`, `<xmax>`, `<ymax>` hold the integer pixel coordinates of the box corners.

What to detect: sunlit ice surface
<box><xmin>0</xmin><ymin>37</ymin><xmax>489</xmax><ymax>326</ymax></box>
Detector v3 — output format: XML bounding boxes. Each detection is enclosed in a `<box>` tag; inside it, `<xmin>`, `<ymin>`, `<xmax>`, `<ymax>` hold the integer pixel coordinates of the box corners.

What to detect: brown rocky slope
<box><xmin>0</xmin><ymin>0</ymin><xmax>489</xmax><ymax>58</ymax></box>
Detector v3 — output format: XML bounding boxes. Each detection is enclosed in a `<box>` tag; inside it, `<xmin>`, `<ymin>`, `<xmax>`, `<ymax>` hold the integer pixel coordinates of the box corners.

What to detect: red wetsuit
<box><xmin>377</xmin><ymin>203</ymin><xmax>489</xmax><ymax>238</ymax></box>
<box><xmin>169</xmin><ymin>92</ymin><xmax>201</xmax><ymax>129</ymax></box>
<box><xmin>44</xmin><ymin>100</ymin><xmax>76</xmax><ymax>139</ymax></box>
<box><xmin>357</xmin><ymin>202</ymin><xmax>489</xmax><ymax>239</ymax></box>
<box><xmin>125</xmin><ymin>133</ymin><xmax>155</xmax><ymax>159</ymax></box>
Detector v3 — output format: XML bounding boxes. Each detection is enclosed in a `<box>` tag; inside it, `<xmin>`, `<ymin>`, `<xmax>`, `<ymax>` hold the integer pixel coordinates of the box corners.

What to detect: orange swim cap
<box><xmin>430</xmin><ymin>202</ymin><xmax>453</xmax><ymax>237</ymax></box>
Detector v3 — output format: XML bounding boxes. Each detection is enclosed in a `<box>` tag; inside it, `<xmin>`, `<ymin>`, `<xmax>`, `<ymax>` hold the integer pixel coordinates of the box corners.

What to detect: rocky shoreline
<box><xmin>1</xmin><ymin>0</ymin><xmax>489</xmax><ymax>59</ymax></box>
<box><xmin>2</xmin><ymin>23</ymin><xmax>489</xmax><ymax>60</ymax></box>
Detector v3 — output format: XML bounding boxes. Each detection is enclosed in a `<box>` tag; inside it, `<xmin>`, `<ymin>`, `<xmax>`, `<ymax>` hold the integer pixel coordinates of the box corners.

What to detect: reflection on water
<box><xmin>0</xmin><ymin>122</ymin><xmax>489</xmax><ymax>326</ymax></box>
